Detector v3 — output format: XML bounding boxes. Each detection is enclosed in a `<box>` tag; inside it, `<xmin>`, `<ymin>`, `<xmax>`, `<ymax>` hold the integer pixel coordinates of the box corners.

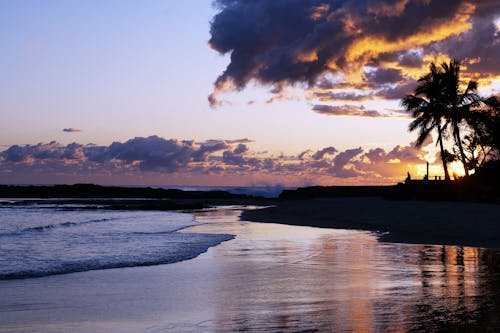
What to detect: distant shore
<box><xmin>242</xmin><ymin>197</ymin><xmax>500</xmax><ymax>249</ymax></box>
<box><xmin>0</xmin><ymin>184</ymin><xmax>273</xmax><ymax>210</ymax></box>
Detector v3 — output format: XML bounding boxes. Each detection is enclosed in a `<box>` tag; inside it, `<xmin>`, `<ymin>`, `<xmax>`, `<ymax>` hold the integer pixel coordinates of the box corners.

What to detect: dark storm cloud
<box><xmin>365</xmin><ymin>68</ymin><xmax>403</xmax><ymax>84</ymax></box>
<box><xmin>208</xmin><ymin>0</ymin><xmax>480</xmax><ymax>105</ymax></box>
<box><xmin>431</xmin><ymin>14</ymin><xmax>500</xmax><ymax>76</ymax></box>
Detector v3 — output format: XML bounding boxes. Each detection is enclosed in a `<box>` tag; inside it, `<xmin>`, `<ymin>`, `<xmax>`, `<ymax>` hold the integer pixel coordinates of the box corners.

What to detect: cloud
<box><xmin>397</xmin><ymin>50</ymin><xmax>425</xmax><ymax>68</ymax></box>
<box><xmin>365</xmin><ymin>68</ymin><xmax>403</xmax><ymax>84</ymax></box>
<box><xmin>331</xmin><ymin>147</ymin><xmax>364</xmax><ymax>178</ymax></box>
<box><xmin>208</xmin><ymin>0</ymin><xmax>498</xmax><ymax>108</ymax></box>
<box><xmin>63</xmin><ymin>127</ymin><xmax>82</xmax><ymax>133</ymax></box>
<box><xmin>311</xmin><ymin>146</ymin><xmax>337</xmax><ymax>160</ymax></box>
<box><xmin>0</xmin><ymin>136</ymin><xmax>438</xmax><ymax>186</ymax></box>
<box><xmin>313</xmin><ymin>104</ymin><xmax>379</xmax><ymax>117</ymax></box>
<box><xmin>233</xmin><ymin>143</ymin><xmax>249</xmax><ymax>155</ymax></box>
<box><xmin>376</xmin><ymin>78</ymin><xmax>419</xmax><ymax>100</ymax></box>
<box><xmin>63</xmin><ymin>128</ymin><xmax>82</xmax><ymax>133</ymax></box>
<box><xmin>430</xmin><ymin>12</ymin><xmax>500</xmax><ymax>77</ymax></box>
<box><xmin>314</xmin><ymin>91</ymin><xmax>374</xmax><ymax>102</ymax></box>
<box><xmin>232</xmin><ymin>138</ymin><xmax>255</xmax><ymax>144</ymax></box>
<box><xmin>353</xmin><ymin>138</ymin><xmax>431</xmax><ymax>177</ymax></box>
<box><xmin>192</xmin><ymin>140</ymin><xmax>229</xmax><ymax>162</ymax></box>
<box><xmin>312</xmin><ymin>104</ymin><xmax>410</xmax><ymax>118</ymax></box>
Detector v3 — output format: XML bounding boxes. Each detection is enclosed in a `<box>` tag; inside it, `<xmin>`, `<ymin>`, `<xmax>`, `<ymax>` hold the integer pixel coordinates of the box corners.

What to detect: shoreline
<box><xmin>3</xmin><ymin>185</ymin><xmax>499</xmax><ymax>250</ymax></box>
<box><xmin>241</xmin><ymin>197</ymin><xmax>500</xmax><ymax>250</ymax></box>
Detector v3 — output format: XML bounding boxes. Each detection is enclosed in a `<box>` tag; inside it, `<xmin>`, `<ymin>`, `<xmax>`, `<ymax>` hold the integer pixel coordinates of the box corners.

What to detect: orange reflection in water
<box><xmin>187</xmin><ymin>208</ymin><xmax>500</xmax><ymax>332</ymax></box>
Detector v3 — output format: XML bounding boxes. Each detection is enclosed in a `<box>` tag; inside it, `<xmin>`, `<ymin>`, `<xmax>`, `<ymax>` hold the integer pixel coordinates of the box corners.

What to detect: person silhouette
<box><xmin>405</xmin><ymin>172</ymin><xmax>411</xmax><ymax>184</ymax></box>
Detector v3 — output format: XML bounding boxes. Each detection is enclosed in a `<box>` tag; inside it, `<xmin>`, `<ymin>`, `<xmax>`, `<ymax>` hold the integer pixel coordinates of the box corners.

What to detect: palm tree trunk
<box><xmin>437</xmin><ymin>125</ymin><xmax>450</xmax><ymax>180</ymax></box>
<box><xmin>453</xmin><ymin>123</ymin><xmax>470</xmax><ymax>176</ymax></box>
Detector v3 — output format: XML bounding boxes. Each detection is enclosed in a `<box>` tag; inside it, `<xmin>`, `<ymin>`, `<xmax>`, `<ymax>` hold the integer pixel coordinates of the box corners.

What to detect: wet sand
<box><xmin>1</xmin><ymin>206</ymin><xmax>500</xmax><ymax>332</ymax></box>
<box><xmin>242</xmin><ymin>197</ymin><xmax>500</xmax><ymax>249</ymax></box>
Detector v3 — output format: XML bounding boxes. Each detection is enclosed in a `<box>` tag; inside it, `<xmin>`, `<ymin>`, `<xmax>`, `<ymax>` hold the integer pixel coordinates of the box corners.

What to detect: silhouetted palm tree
<box><xmin>440</xmin><ymin>60</ymin><xmax>480</xmax><ymax>176</ymax></box>
<box><xmin>402</xmin><ymin>63</ymin><xmax>450</xmax><ymax>180</ymax></box>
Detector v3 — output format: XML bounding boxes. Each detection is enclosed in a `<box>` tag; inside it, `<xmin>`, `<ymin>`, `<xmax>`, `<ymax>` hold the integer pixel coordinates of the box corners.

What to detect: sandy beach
<box><xmin>242</xmin><ymin>197</ymin><xmax>500</xmax><ymax>250</ymax></box>
<box><xmin>1</xmin><ymin>205</ymin><xmax>500</xmax><ymax>332</ymax></box>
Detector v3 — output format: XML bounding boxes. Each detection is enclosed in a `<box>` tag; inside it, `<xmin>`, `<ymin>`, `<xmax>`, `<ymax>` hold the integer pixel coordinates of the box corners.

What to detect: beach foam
<box><xmin>0</xmin><ymin>204</ymin><xmax>233</xmax><ymax>280</ymax></box>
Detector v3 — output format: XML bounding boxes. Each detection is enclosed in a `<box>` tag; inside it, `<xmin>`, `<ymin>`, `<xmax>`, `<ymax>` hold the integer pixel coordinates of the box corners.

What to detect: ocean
<box><xmin>0</xmin><ymin>200</ymin><xmax>233</xmax><ymax>280</ymax></box>
<box><xmin>2</xmin><ymin>200</ymin><xmax>500</xmax><ymax>332</ymax></box>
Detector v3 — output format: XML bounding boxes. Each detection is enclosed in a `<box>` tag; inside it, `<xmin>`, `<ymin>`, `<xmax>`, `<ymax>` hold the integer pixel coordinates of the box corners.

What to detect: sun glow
<box><xmin>415</xmin><ymin>161</ymin><xmax>471</xmax><ymax>180</ymax></box>
<box><xmin>448</xmin><ymin>161</ymin><xmax>471</xmax><ymax>179</ymax></box>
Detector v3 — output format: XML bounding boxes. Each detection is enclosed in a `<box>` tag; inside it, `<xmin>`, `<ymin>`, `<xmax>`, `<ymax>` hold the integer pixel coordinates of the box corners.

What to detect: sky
<box><xmin>0</xmin><ymin>0</ymin><xmax>499</xmax><ymax>186</ymax></box>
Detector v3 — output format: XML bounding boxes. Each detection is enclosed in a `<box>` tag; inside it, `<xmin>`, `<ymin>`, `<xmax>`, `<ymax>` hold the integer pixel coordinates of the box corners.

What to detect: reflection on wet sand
<box><xmin>410</xmin><ymin>245</ymin><xmax>500</xmax><ymax>331</ymax></box>
<box><xmin>190</xmin><ymin>208</ymin><xmax>500</xmax><ymax>332</ymax></box>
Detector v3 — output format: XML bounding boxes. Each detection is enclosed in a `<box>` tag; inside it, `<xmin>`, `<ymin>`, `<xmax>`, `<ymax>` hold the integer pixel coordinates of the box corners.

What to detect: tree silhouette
<box><xmin>483</xmin><ymin>95</ymin><xmax>500</xmax><ymax>152</ymax></box>
<box><xmin>402</xmin><ymin>63</ymin><xmax>450</xmax><ymax>181</ymax></box>
<box><xmin>467</xmin><ymin>95</ymin><xmax>500</xmax><ymax>165</ymax></box>
<box><xmin>440</xmin><ymin>60</ymin><xmax>480</xmax><ymax>177</ymax></box>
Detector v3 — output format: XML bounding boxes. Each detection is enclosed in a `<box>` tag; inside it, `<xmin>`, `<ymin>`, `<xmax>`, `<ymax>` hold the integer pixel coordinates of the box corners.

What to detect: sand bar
<box><xmin>242</xmin><ymin>197</ymin><xmax>500</xmax><ymax>249</ymax></box>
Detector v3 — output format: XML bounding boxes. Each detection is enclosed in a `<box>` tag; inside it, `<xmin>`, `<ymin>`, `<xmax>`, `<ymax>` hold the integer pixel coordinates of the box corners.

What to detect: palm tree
<box><xmin>402</xmin><ymin>63</ymin><xmax>451</xmax><ymax>180</ymax></box>
<box><xmin>440</xmin><ymin>60</ymin><xmax>480</xmax><ymax>176</ymax></box>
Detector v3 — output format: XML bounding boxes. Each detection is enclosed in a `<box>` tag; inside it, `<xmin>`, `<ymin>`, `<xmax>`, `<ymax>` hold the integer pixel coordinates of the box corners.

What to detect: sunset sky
<box><xmin>1</xmin><ymin>0</ymin><xmax>499</xmax><ymax>186</ymax></box>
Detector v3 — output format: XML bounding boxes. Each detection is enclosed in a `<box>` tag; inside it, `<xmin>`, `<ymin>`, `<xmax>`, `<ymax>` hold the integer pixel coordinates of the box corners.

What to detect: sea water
<box><xmin>0</xmin><ymin>201</ymin><xmax>233</xmax><ymax>280</ymax></box>
<box><xmin>1</xmin><ymin>204</ymin><xmax>500</xmax><ymax>332</ymax></box>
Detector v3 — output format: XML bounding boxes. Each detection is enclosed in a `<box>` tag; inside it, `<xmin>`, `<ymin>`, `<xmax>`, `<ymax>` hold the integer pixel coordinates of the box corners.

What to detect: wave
<box><xmin>0</xmin><ymin>218</ymin><xmax>117</xmax><ymax>237</ymax></box>
<box><xmin>22</xmin><ymin>218</ymin><xmax>115</xmax><ymax>233</ymax></box>
<box><xmin>0</xmin><ymin>207</ymin><xmax>235</xmax><ymax>280</ymax></box>
<box><xmin>0</xmin><ymin>233</ymin><xmax>234</xmax><ymax>280</ymax></box>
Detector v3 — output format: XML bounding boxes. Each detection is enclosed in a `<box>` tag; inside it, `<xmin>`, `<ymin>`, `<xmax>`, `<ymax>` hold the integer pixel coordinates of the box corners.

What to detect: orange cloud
<box><xmin>209</xmin><ymin>0</ymin><xmax>500</xmax><ymax>113</ymax></box>
<box><xmin>345</xmin><ymin>2</ymin><xmax>474</xmax><ymax>65</ymax></box>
